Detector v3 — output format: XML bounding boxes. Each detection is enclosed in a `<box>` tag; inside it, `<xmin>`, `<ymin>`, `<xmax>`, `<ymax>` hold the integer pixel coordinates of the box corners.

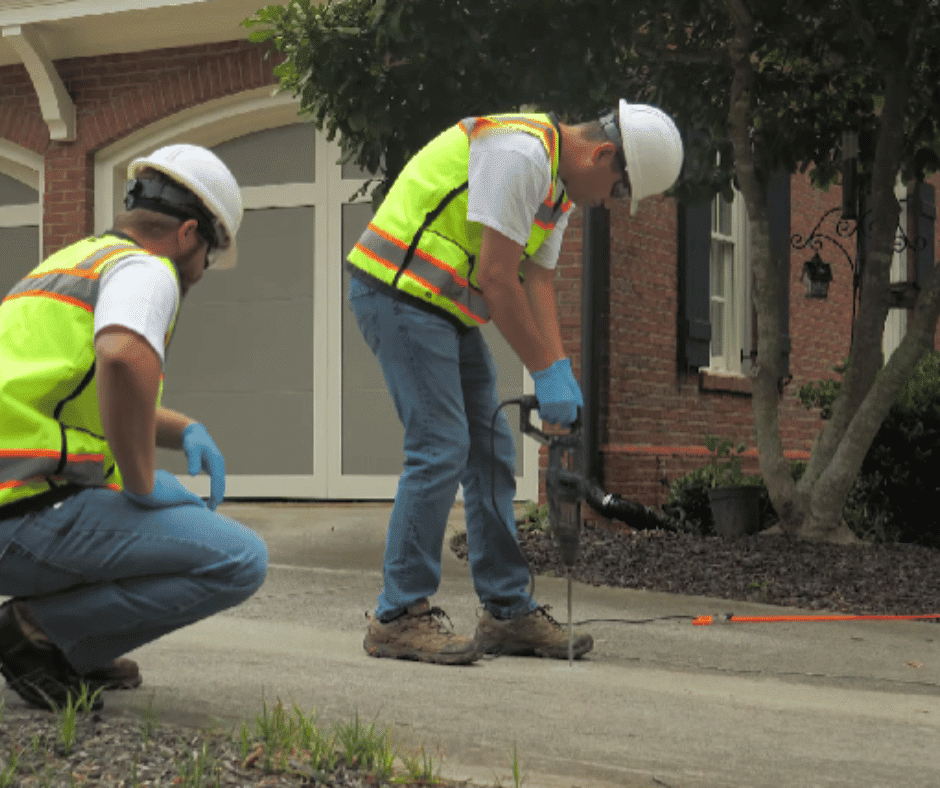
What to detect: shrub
<box><xmin>802</xmin><ymin>350</ymin><xmax>940</xmax><ymax>546</ymax></box>
<box><xmin>661</xmin><ymin>438</ymin><xmax>778</xmax><ymax>536</ymax></box>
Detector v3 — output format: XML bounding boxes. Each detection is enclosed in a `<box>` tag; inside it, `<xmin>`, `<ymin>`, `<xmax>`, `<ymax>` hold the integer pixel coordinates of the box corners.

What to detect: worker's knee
<box><xmin>229</xmin><ymin>530</ymin><xmax>268</xmax><ymax>598</ymax></box>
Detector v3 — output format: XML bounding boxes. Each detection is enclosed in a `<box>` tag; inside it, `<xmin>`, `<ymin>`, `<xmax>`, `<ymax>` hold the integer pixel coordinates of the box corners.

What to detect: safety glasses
<box><xmin>599</xmin><ymin>110</ymin><xmax>631</xmax><ymax>201</ymax></box>
<box><xmin>610</xmin><ymin>151</ymin><xmax>631</xmax><ymax>201</ymax></box>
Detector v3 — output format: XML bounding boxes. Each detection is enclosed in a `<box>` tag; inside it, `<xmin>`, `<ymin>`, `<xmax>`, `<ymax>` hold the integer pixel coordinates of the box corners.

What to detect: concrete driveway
<box><xmin>18</xmin><ymin>502</ymin><xmax>940</xmax><ymax>788</ymax></box>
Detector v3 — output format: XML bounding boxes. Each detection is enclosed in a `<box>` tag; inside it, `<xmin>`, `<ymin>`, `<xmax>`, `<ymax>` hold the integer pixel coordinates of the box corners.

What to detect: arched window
<box><xmin>0</xmin><ymin>144</ymin><xmax>41</xmax><ymax>297</ymax></box>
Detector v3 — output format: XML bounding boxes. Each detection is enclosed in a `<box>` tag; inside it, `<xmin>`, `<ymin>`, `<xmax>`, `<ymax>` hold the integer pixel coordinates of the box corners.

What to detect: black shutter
<box><xmin>915</xmin><ymin>181</ymin><xmax>936</xmax><ymax>287</ymax></box>
<box><xmin>767</xmin><ymin>172</ymin><xmax>792</xmax><ymax>379</ymax></box>
<box><xmin>678</xmin><ymin>200</ymin><xmax>712</xmax><ymax>371</ymax></box>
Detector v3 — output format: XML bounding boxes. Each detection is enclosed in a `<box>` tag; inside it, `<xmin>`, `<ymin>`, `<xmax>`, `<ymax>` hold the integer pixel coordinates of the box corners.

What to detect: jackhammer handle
<box><xmin>517</xmin><ymin>395</ymin><xmax>581</xmax><ymax>442</ymax></box>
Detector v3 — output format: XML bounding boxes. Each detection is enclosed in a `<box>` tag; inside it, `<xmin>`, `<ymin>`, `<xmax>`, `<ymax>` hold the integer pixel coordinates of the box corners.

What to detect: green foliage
<box><xmin>517</xmin><ymin>500</ymin><xmax>550</xmax><ymax>532</ymax></box>
<box><xmin>245</xmin><ymin>0</ymin><xmax>940</xmax><ymax>206</ymax></box>
<box><xmin>334</xmin><ymin>712</ymin><xmax>394</xmax><ymax>778</ymax></box>
<box><xmin>847</xmin><ymin>351</ymin><xmax>940</xmax><ymax>545</ymax></box>
<box><xmin>396</xmin><ymin>746</ymin><xmax>444</xmax><ymax>785</ymax></box>
<box><xmin>56</xmin><ymin>684</ymin><xmax>103</xmax><ymax>757</ymax></box>
<box><xmin>798</xmin><ymin>359</ymin><xmax>849</xmax><ymax>420</ymax></box>
<box><xmin>174</xmin><ymin>741</ymin><xmax>222</xmax><ymax>788</ymax></box>
<box><xmin>801</xmin><ymin>351</ymin><xmax>940</xmax><ymax>544</ymax></box>
<box><xmin>662</xmin><ymin>440</ymin><xmax>802</xmax><ymax>536</ymax></box>
<box><xmin>701</xmin><ymin>435</ymin><xmax>762</xmax><ymax>488</ymax></box>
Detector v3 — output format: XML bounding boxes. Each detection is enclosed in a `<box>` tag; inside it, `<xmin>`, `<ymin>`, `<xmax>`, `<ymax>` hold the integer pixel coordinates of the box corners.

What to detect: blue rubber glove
<box><xmin>531</xmin><ymin>358</ymin><xmax>584</xmax><ymax>427</ymax></box>
<box><xmin>123</xmin><ymin>469</ymin><xmax>208</xmax><ymax>510</ymax></box>
<box><xmin>182</xmin><ymin>422</ymin><xmax>226</xmax><ymax>510</ymax></box>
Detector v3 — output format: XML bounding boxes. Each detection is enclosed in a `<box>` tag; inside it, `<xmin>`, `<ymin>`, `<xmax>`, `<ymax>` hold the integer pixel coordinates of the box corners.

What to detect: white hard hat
<box><xmin>127</xmin><ymin>144</ymin><xmax>243</xmax><ymax>269</ymax></box>
<box><xmin>610</xmin><ymin>100</ymin><xmax>684</xmax><ymax>214</ymax></box>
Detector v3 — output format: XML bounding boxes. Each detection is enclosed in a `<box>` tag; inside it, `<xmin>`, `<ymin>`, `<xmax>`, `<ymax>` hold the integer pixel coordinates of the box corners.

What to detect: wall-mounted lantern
<box><xmin>801</xmin><ymin>252</ymin><xmax>834</xmax><ymax>298</ymax></box>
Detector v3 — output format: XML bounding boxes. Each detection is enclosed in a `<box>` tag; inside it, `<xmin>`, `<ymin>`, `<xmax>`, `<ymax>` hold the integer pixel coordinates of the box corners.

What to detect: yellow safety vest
<box><xmin>0</xmin><ymin>234</ymin><xmax>180</xmax><ymax>509</ymax></box>
<box><xmin>347</xmin><ymin>113</ymin><xmax>573</xmax><ymax>329</ymax></box>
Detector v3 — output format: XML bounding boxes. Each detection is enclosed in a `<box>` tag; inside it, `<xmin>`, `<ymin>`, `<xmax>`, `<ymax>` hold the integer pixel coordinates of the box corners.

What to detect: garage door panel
<box><xmin>166</xmin><ymin>298</ymin><xmax>312</xmax><ymax>392</ymax></box>
<box><xmin>156</xmin><ymin>390</ymin><xmax>313</xmax><ymax>476</ymax></box>
<box><xmin>193</xmin><ymin>207</ymin><xmax>314</xmax><ymax>303</ymax></box>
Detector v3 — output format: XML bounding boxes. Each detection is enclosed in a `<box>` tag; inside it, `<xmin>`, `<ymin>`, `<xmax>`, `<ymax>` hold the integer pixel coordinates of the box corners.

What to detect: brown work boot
<box><xmin>83</xmin><ymin>657</ymin><xmax>142</xmax><ymax>691</ymax></box>
<box><xmin>475</xmin><ymin>606</ymin><xmax>594</xmax><ymax>659</ymax></box>
<box><xmin>0</xmin><ymin>602</ymin><xmax>103</xmax><ymax>711</ymax></box>
<box><xmin>363</xmin><ymin>600</ymin><xmax>481</xmax><ymax>665</ymax></box>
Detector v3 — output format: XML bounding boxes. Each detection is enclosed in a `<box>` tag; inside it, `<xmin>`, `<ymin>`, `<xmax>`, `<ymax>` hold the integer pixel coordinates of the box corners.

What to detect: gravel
<box><xmin>0</xmin><ymin>701</ymin><xmax>491</xmax><ymax>787</ymax></box>
<box><xmin>4</xmin><ymin>522</ymin><xmax>938</xmax><ymax>786</ymax></box>
<box><xmin>453</xmin><ymin>522</ymin><xmax>940</xmax><ymax>617</ymax></box>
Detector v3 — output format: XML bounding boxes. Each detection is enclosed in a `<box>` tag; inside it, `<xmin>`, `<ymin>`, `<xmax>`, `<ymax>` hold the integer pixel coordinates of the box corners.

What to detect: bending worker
<box><xmin>347</xmin><ymin>100</ymin><xmax>683</xmax><ymax>664</ymax></box>
<box><xmin>0</xmin><ymin>144</ymin><xmax>268</xmax><ymax>710</ymax></box>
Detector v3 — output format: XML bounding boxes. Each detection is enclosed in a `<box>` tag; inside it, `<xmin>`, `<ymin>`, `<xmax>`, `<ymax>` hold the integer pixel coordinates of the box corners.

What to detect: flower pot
<box><xmin>707</xmin><ymin>485</ymin><xmax>761</xmax><ymax>538</ymax></box>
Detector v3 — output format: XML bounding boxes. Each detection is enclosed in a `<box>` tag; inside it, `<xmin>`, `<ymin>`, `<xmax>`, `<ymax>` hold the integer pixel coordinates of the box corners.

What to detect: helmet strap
<box><xmin>125</xmin><ymin>177</ymin><xmax>218</xmax><ymax>249</ymax></box>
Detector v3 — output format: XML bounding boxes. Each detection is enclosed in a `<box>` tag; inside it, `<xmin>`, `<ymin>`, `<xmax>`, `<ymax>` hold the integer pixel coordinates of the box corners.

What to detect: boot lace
<box><xmin>411</xmin><ymin>606</ymin><xmax>456</xmax><ymax>633</ymax></box>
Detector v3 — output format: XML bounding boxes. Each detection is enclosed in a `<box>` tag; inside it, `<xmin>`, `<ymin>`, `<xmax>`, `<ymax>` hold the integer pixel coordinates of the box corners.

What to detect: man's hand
<box><xmin>531</xmin><ymin>358</ymin><xmax>583</xmax><ymax>426</ymax></box>
<box><xmin>123</xmin><ymin>469</ymin><xmax>207</xmax><ymax>510</ymax></box>
<box><xmin>182</xmin><ymin>422</ymin><xmax>226</xmax><ymax>510</ymax></box>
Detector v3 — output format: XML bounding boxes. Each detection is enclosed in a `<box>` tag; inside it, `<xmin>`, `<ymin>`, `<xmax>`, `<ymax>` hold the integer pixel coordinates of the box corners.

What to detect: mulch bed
<box><xmin>452</xmin><ymin>522</ymin><xmax>940</xmax><ymax>616</ymax></box>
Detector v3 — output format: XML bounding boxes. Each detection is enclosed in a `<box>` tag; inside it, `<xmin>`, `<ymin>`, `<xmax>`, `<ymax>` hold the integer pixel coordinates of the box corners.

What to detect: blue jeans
<box><xmin>0</xmin><ymin>488</ymin><xmax>267</xmax><ymax>673</ymax></box>
<box><xmin>349</xmin><ymin>276</ymin><xmax>536</xmax><ymax>620</ymax></box>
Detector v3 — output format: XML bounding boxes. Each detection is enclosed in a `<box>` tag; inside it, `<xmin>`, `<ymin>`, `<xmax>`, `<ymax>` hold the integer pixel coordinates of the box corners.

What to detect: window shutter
<box><xmin>767</xmin><ymin>172</ymin><xmax>792</xmax><ymax>379</ymax></box>
<box><xmin>915</xmin><ymin>181</ymin><xmax>936</xmax><ymax>286</ymax></box>
<box><xmin>678</xmin><ymin>200</ymin><xmax>712</xmax><ymax>371</ymax></box>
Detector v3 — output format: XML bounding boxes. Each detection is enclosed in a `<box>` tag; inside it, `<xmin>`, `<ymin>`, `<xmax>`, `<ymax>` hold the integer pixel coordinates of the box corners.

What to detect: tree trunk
<box><xmin>726</xmin><ymin>0</ymin><xmax>802</xmax><ymax>534</ymax></box>
<box><xmin>796</xmin><ymin>33</ymin><xmax>913</xmax><ymax>542</ymax></box>
<box><xmin>725</xmin><ymin>4</ymin><xmax>939</xmax><ymax>544</ymax></box>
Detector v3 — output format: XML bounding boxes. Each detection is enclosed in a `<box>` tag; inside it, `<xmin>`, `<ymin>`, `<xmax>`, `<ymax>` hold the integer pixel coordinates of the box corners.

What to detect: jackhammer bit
<box><xmin>518</xmin><ymin>395</ymin><xmax>583</xmax><ymax>666</ymax></box>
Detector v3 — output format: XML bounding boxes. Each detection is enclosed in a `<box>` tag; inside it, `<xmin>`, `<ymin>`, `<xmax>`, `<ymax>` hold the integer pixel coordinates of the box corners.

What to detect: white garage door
<box><xmin>101</xmin><ymin>111</ymin><xmax>536</xmax><ymax>500</ymax></box>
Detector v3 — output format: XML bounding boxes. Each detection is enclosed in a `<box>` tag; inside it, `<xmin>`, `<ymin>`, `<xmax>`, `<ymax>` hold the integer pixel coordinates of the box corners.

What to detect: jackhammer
<box><xmin>515</xmin><ymin>395</ymin><xmax>665</xmax><ymax>664</ymax></box>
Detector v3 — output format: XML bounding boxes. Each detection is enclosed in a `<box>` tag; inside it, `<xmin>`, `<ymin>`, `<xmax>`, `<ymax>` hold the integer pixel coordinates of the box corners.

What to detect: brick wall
<box><xmin>0</xmin><ymin>40</ymin><xmax>279</xmax><ymax>255</ymax></box>
<box><xmin>552</xmin><ymin>171</ymin><xmax>940</xmax><ymax>511</ymax></box>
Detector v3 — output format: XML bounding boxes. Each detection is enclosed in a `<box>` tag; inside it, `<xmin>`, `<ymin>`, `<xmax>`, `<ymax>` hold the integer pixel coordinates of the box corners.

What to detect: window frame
<box><xmin>707</xmin><ymin>189</ymin><xmax>752</xmax><ymax>377</ymax></box>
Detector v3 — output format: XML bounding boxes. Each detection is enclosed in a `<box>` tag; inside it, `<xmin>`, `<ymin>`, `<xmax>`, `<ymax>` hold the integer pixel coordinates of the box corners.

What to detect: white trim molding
<box><xmin>2</xmin><ymin>24</ymin><xmax>75</xmax><ymax>141</ymax></box>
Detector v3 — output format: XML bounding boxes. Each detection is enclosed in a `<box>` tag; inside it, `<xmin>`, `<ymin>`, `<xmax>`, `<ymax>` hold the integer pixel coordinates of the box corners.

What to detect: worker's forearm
<box><xmin>96</xmin><ymin>355</ymin><xmax>158</xmax><ymax>496</ymax></box>
<box><xmin>521</xmin><ymin>267</ymin><xmax>565</xmax><ymax>364</ymax></box>
<box><xmin>483</xmin><ymin>281</ymin><xmax>559</xmax><ymax>373</ymax></box>
<box><xmin>156</xmin><ymin>407</ymin><xmax>196</xmax><ymax>450</ymax></box>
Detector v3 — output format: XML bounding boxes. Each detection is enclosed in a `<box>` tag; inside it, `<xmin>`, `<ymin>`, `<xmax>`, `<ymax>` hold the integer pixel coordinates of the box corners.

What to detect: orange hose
<box><xmin>693</xmin><ymin>613</ymin><xmax>940</xmax><ymax>626</ymax></box>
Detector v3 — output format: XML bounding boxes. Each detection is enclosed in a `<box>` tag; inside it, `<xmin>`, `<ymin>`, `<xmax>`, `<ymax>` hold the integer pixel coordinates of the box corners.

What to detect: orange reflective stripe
<box><xmin>354</xmin><ymin>225</ymin><xmax>489</xmax><ymax>323</ymax></box>
<box><xmin>2</xmin><ymin>290</ymin><xmax>93</xmax><ymax>313</ymax></box>
<box><xmin>353</xmin><ymin>241</ymin><xmax>485</xmax><ymax>324</ymax></box>
<box><xmin>25</xmin><ymin>266</ymin><xmax>97</xmax><ymax>280</ymax></box>
<box><xmin>0</xmin><ymin>449</ymin><xmax>62</xmax><ymax>459</ymax></box>
<box><xmin>366</xmin><ymin>223</ymin><xmax>474</xmax><ymax>288</ymax></box>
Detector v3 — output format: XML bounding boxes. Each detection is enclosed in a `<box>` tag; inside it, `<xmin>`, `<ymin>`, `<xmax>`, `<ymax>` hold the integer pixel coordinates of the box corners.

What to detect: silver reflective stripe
<box><xmin>462</xmin><ymin>115</ymin><xmax>549</xmax><ymax>135</ymax></box>
<box><xmin>6</xmin><ymin>272</ymin><xmax>98</xmax><ymax>310</ymax></box>
<box><xmin>4</xmin><ymin>244</ymin><xmax>138</xmax><ymax>309</ymax></box>
<box><xmin>0</xmin><ymin>454</ymin><xmax>104</xmax><ymax>485</ymax></box>
<box><xmin>535</xmin><ymin>198</ymin><xmax>569</xmax><ymax>227</ymax></box>
<box><xmin>0</xmin><ymin>453</ymin><xmax>59</xmax><ymax>484</ymax></box>
<box><xmin>358</xmin><ymin>228</ymin><xmax>489</xmax><ymax>323</ymax></box>
<box><xmin>0</xmin><ymin>452</ymin><xmax>105</xmax><ymax>487</ymax></box>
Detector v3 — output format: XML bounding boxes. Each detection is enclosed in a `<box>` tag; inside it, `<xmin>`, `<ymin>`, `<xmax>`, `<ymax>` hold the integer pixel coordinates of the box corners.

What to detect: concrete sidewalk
<box><xmin>12</xmin><ymin>502</ymin><xmax>940</xmax><ymax>787</ymax></box>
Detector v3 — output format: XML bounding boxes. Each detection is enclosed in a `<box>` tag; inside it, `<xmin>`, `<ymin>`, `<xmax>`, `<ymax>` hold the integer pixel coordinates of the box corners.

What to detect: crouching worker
<box><xmin>0</xmin><ymin>144</ymin><xmax>267</xmax><ymax>710</ymax></box>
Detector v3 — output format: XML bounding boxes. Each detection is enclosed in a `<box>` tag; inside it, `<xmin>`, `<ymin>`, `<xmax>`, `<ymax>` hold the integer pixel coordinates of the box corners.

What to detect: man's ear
<box><xmin>178</xmin><ymin>218</ymin><xmax>200</xmax><ymax>246</ymax></box>
<box><xmin>591</xmin><ymin>141</ymin><xmax>617</xmax><ymax>166</ymax></box>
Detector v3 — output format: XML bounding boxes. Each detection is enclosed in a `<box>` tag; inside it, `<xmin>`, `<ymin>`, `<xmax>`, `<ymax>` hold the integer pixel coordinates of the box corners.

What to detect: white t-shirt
<box><xmin>94</xmin><ymin>254</ymin><xmax>179</xmax><ymax>366</ymax></box>
<box><xmin>466</xmin><ymin>131</ymin><xmax>571</xmax><ymax>270</ymax></box>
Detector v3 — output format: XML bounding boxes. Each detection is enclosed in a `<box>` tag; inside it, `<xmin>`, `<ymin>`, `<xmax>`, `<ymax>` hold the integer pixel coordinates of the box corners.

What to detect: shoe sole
<box><xmin>364</xmin><ymin>641</ymin><xmax>482</xmax><ymax>665</ymax></box>
<box><xmin>83</xmin><ymin>674</ymin><xmax>143</xmax><ymax>691</ymax></box>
